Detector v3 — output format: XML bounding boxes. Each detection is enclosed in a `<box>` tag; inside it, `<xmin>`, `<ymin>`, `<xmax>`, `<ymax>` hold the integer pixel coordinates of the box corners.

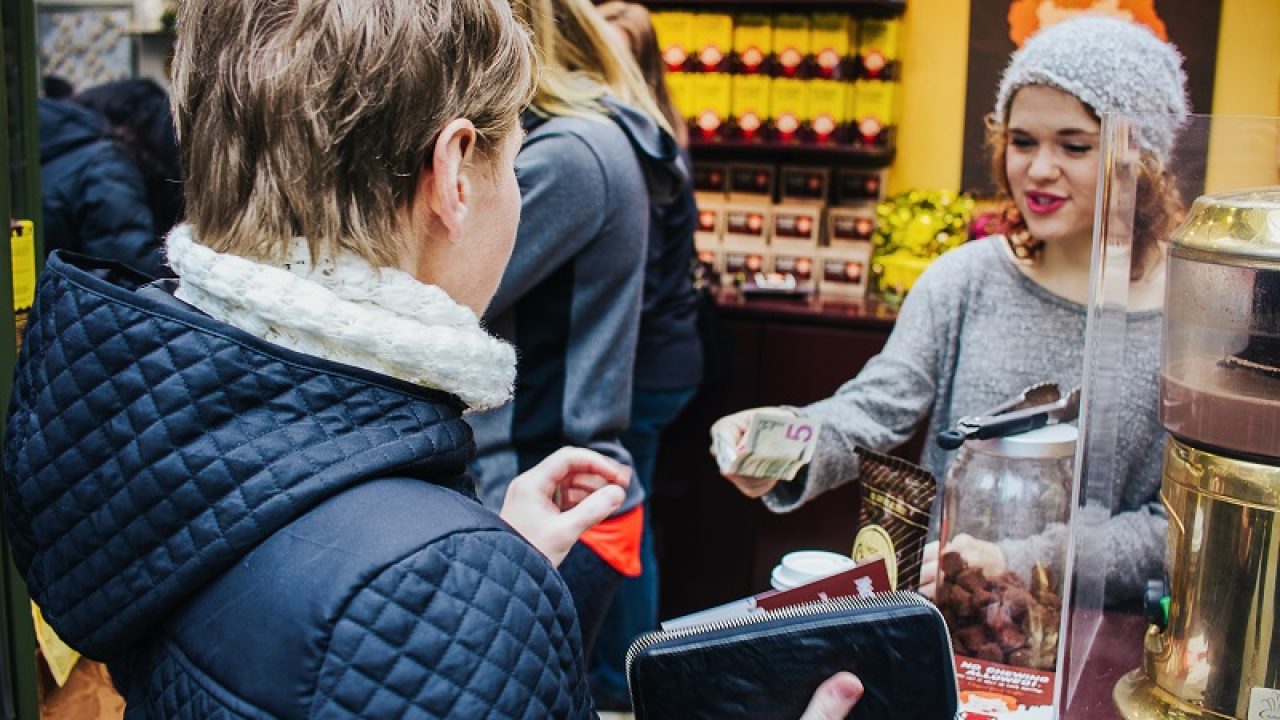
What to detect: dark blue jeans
<box><xmin>589</xmin><ymin>386</ymin><xmax>696</xmax><ymax>708</ymax></box>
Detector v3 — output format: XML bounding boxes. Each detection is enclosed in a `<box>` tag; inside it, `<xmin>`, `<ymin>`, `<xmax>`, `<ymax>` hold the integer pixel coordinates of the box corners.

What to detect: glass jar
<box><xmin>935</xmin><ymin>424</ymin><xmax>1077</xmax><ymax>672</ymax></box>
<box><xmin>1161</xmin><ymin>188</ymin><xmax>1280</xmax><ymax>461</ymax></box>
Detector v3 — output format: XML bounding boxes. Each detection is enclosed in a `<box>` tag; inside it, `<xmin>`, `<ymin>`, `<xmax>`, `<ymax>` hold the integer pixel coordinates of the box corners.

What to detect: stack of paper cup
<box><xmin>770</xmin><ymin>550</ymin><xmax>856</xmax><ymax>591</ymax></box>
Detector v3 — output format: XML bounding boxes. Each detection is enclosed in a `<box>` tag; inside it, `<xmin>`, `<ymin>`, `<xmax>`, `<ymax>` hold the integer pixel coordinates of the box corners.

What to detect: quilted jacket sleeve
<box><xmin>312</xmin><ymin>528</ymin><xmax>594</xmax><ymax>720</ymax></box>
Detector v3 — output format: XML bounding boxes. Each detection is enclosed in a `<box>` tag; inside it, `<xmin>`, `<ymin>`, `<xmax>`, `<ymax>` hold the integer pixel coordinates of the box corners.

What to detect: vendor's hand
<box><xmin>500</xmin><ymin>447</ymin><xmax>629</xmax><ymax>567</ymax></box>
<box><xmin>799</xmin><ymin>672</ymin><xmax>864</xmax><ymax>720</ymax></box>
<box><xmin>923</xmin><ymin>534</ymin><xmax>1007</xmax><ymax>598</ymax></box>
<box><xmin>710</xmin><ymin>406</ymin><xmax>794</xmax><ymax>498</ymax></box>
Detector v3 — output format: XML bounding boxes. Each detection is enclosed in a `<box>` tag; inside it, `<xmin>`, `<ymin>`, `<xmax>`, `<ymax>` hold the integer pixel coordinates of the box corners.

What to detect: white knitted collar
<box><xmin>164</xmin><ymin>225</ymin><xmax>515</xmax><ymax>411</ymax></box>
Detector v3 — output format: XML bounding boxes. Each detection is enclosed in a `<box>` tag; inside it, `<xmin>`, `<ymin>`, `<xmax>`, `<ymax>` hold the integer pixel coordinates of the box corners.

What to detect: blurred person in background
<box><xmin>588</xmin><ymin>1</ymin><xmax>703</xmax><ymax>710</ymax></box>
<box><xmin>76</xmin><ymin>78</ymin><xmax>185</xmax><ymax>243</ymax></box>
<box><xmin>37</xmin><ymin>90</ymin><xmax>166</xmax><ymax>277</ymax></box>
<box><xmin>467</xmin><ymin>0</ymin><xmax>687</xmax><ymax>663</ymax></box>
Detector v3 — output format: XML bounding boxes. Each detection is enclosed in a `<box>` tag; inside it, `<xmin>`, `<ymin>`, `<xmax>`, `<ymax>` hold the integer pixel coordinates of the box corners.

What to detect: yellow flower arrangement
<box><xmin>871</xmin><ymin>189</ymin><xmax>975</xmax><ymax>304</ymax></box>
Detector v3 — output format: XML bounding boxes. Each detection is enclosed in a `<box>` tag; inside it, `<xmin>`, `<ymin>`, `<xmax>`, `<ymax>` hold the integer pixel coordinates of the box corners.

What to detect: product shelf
<box><xmin>643</xmin><ymin>0</ymin><xmax>906</xmax><ymax>18</ymax></box>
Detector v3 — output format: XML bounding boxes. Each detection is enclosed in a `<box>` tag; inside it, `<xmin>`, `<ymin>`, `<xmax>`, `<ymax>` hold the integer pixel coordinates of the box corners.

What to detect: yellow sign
<box><xmin>852</xmin><ymin>524</ymin><xmax>897</xmax><ymax>590</ymax></box>
<box><xmin>11</xmin><ymin>219</ymin><xmax>35</xmax><ymax>311</ymax></box>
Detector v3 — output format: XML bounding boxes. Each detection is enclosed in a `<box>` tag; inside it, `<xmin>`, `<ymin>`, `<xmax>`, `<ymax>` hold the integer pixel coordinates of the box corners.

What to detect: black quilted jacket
<box><xmin>3</xmin><ymin>252</ymin><xmax>594</xmax><ymax>718</ymax></box>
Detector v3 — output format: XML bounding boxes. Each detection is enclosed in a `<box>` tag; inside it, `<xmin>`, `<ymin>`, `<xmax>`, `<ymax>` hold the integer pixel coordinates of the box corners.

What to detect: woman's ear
<box><xmin>422</xmin><ymin>118</ymin><xmax>479</xmax><ymax>243</ymax></box>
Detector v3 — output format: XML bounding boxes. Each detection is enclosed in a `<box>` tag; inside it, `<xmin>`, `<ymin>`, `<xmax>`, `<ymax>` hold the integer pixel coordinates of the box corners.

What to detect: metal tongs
<box><xmin>936</xmin><ymin>382</ymin><xmax>1081</xmax><ymax>450</ymax></box>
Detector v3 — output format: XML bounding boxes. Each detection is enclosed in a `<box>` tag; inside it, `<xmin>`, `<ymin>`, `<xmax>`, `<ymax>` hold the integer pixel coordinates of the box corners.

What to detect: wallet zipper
<box><xmin>624</xmin><ymin>590</ymin><xmax>959</xmax><ymax>713</ymax></box>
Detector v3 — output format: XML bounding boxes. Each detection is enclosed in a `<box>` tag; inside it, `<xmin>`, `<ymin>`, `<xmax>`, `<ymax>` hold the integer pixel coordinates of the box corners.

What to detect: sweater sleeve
<box><xmin>314</xmin><ymin>529</ymin><xmax>594</xmax><ymax>719</ymax></box>
<box><xmin>485</xmin><ymin>127</ymin><xmax>609</xmax><ymax>319</ymax></box>
<box><xmin>763</xmin><ymin>258</ymin><xmax>957</xmax><ymax>513</ymax></box>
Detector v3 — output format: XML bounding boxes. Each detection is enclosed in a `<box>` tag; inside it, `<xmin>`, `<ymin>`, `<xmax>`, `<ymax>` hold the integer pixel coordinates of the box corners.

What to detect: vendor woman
<box><xmin>711</xmin><ymin>16</ymin><xmax>1189</xmax><ymax>606</ymax></box>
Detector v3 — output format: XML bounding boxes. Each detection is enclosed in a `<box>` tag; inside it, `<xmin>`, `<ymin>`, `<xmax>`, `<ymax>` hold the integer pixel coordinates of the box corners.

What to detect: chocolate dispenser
<box><xmin>1114</xmin><ymin>189</ymin><xmax>1280</xmax><ymax>719</ymax></box>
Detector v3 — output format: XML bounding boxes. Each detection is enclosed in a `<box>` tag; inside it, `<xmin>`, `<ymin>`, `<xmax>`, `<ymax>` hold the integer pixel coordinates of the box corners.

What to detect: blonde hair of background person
<box><xmin>595</xmin><ymin>0</ymin><xmax>689</xmax><ymax>147</ymax></box>
<box><xmin>513</xmin><ymin>0</ymin><xmax>670</xmax><ymax>132</ymax></box>
<box><xmin>172</xmin><ymin>0</ymin><xmax>536</xmax><ymax>269</ymax></box>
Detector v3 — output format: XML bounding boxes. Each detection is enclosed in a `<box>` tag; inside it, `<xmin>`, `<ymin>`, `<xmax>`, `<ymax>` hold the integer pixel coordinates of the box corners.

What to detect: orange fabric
<box><xmin>578</xmin><ymin>506</ymin><xmax>644</xmax><ymax>577</ymax></box>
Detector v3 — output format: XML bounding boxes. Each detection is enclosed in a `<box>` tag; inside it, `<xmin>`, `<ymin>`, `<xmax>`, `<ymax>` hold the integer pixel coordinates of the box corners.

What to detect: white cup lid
<box><xmin>779</xmin><ymin>550</ymin><xmax>855</xmax><ymax>580</ymax></box>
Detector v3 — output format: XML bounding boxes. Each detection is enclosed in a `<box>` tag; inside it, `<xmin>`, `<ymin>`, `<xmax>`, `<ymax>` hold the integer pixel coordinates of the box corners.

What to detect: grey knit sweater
<box><xmin>763</xmin><ymin>237</ymin><xmax>1165</xmax><ymax>605</ymax></box>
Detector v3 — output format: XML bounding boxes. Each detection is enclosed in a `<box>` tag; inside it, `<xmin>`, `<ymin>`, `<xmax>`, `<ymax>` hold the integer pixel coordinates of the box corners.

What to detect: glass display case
<box><xmin>1058</xmin><ymin>113</ymin><xmax>1280</xmax><ymax>720</ymax></box>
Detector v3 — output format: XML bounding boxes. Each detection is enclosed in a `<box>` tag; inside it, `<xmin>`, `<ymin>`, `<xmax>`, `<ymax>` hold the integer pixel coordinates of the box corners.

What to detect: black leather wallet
<box><xmin>626</xmin><ymin>592</ymin><xmax>959</xmax><ymax>720</ymax></box>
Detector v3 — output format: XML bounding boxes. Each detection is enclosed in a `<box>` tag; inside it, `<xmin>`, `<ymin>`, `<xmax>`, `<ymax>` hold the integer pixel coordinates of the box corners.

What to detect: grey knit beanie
<box><xmin>995</xmin><ymin>15</ymin><xmax>1189</xmax><ymax>163</ymax></box>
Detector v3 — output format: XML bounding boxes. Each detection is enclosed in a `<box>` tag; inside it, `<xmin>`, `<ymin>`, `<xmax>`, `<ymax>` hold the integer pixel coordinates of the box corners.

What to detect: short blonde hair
<box><xmin>172</xmin><ymin>0</ymin><xmax>537</xmax><ymax>268</ymax></box>
<box><xmin>513</xmin><ymin>0</ymin><xmax>669</xmax><ymax>134</ymax></box>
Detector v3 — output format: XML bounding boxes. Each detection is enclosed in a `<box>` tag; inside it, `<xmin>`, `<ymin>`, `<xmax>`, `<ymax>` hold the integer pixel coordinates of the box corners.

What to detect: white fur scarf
<box><xmin>165</xmin><ymin>226</ymin><xmax>516</xmax><ymax>411</ymax></box>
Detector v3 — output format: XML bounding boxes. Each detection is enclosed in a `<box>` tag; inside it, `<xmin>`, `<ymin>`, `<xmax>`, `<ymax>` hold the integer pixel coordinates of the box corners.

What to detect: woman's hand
<box><xmin>500</xmin><ymin>447</ymin><xmax>630</xmax><ymax>567</ymax></box>
<box><xmin>709</xmin><ymin>406</ymin><xmax>794</xmax><ymax>498</ymax></box>
<box><xmin>919</xmin><ymin>534</ymin><xmax>1007</xmax><ymax>599</ymax></box>
<box><xmin>799</xmin><ymin>672</ymin><xmax>864</xmax><ymax>720</ymax></box>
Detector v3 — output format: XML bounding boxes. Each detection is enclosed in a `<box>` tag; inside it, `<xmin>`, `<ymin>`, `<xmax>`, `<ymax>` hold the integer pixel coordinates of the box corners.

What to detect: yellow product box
<box><xmin>732</xmin><ymin>13</ymin><xmax>772</xmax><ymax>74</ymax></box>
<box><xmin>769</xmin><ymin>247</ymin><xmax>818</xmax><ymax>285</ymax></box>
<box><xmin>770</xmin><ymin>203</ymin><xmax>822</xmax><ymax>247</ymax></box>
<box><xmin>827</xmin><ymin>206</ymin><xmax>877</xmax><ymax>246</ymax></box>
<box><xmin>664</xmin><ymin>72</ymin><xmax>695</xmax><ymax>126</ymax></box>
<box><xmin>694</xmin><ymin>199</ymin><xmax>725</xmax><ymax>245</ymax></box>
<box><xmin>727</xmin><ymin>164</ymin><xmax>774</xmax><ymax>201</ymax></box>
<box><xmin>654</xmin><ymin>11</ymin><xmax>695</xmax><ymax>72</ymax></box>
<box><xmin>770</xmin><ymin>77</ymin><xmax>808</xmax><ymax>142</ymax></box>
<box><xmin>689</xmin><ymin>72</ymin><xmax>733</xmax><ymax>141</ymax></box>
<box><xmin>731</xmin><ymin>74</ymin><xmax>772</xmax><ymax>140</ymax></box>
<box><xmin>772</xmin><ymin>13</ymin><xmax>810</xmax><ymax>78</ymax></box>
<box><xmin>780</xmin><ymin>166</ymin><xmax>830</xmax><ymax>206</ymax></box>
<box><xmin>692</xmin><ymin>13</ymin><xmax>734</xmax><ymax>73</ymax></box>
<box><xmin>852</xmin><ymin>79</ymin><xmax>897</xmax><ymax>146</ymax></box>
<box><xmin>810</xmin><ymin>13</ymin><xmax>852</xmax><ymax>79</ymax></box>
<box><xmin>721</xmin><ymin>238</ymin><xmax>768</xmax><ymax>280</ymax></box>
<box><xmin>722</xmin><ymin>202</ymin><xmax>771</xmax><ymax>244</ymax></box>
<box><xmin>858</xmin><ymin>18</ymin><xmax>900</xmax><ymax>79</ymax></box>
<box><xmin>806</xmin><ymin>79</ymin><xmax>848</xmax><ymax>144</ymax></box>
<box><xmin>818</xmin><ymin>243</ymin><xmax>873</xmax><ymax>298</ymax></box>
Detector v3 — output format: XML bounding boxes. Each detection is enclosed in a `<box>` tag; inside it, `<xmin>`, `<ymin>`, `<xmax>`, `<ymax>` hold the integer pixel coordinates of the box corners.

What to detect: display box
<box><xmin>721</xmin><ymin>238</ymin><xmax>768</xmax><ymax>281</ymax></box>
<box><xmin>834</xmin><ymin>168</ymin><xmax>886</xmax><ymax>205</ymax></box>
<box><xmin>731</xmin><ymin>74</ymin><xmax>772</xmax><ymax>141</ymax></box>
<box><xmin>809</xmin><ymin>13</ymin><xmax>852</xmax><ymax>80</ymax></box>
<box><xmin>689</xmin><ymin>72</ymin><xmax>733</xmax><ymax>141</ymax></box>
<box><xmin>732</xmin><ymin>12</ymin><xmax>772</xmax><ymax>74</ymax></box>
<box><xmin>694</xmin><ymin>199</ymin><xmax>725</xmax><ymax>245</ymax></box>
<box><xmin>654</xmin><ymin>11</ymin><xmax>695</xmax><ymax>72</ymax></box>
<box><xmin>851</xmin><ymin>79</ymin><xmax>897</xmax><ymax>147</ymax></box>
<box><xmin>769</xmin><ymin>247</ymin><xmax>818</xmax><ymax>285</ymax></box>
<box><xmin>693</xmin><ymin>12</ymin><xmax>734</xmax><ymax>73</ymax></box>
<box><xmin>665</xmin><ymin>72</ymin><xmax>695</xmax><ymax>127</ymax></box>
<box><xmin>818</xmin><ymin>243</ymin><xmax>872</xmax><ymax>297</ymax></box>
<box><xmin>780</xmin><ymin>166</ymin><xmax>830</xmax><ymax>206</ymax></box>
<box><xmin>827</xmin><ymin>206</ymin><xmax>876</xmax><ymax>246</ymax></box>
<box><xmin>772</xmin><ymin>13</ymin><xmax>810</xmax><ymax>79</ymax></box>
<box><xmin>770</xmin><ymin>77</ymin><xmax>808</xmax><ymax>143</ymax></box>
<box><xmin>694</xmin><ymin>233</ymin><xmax>722</xmax><ymax>280</ymax></box>
<box><xmin>722</xmin><ymin>202</ymin><xmax>770</xmax><ymax>244</ymax></box>
<box><xmin>857</xmin><ymin>18</ymin><xmax>899</xmax><ymax>80</ymax></box>
<box><xmin>727</xmin><ymin>164</ymin><xmax>775</xmax><ymax>201</ymax></box>
<box><xmin>693</xmin><ymin>162</ymin><xmax>729</xmax><ymax>200</ymax></box>
<box><xmin>770</xmin><ymin>204</ymin><xmax>822</xmax><ymax>248</ymax></box>
<box><xmin>807</xmin><ymin>79</ymin><xmax>849</xmax><ymax>145</ymax></box>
